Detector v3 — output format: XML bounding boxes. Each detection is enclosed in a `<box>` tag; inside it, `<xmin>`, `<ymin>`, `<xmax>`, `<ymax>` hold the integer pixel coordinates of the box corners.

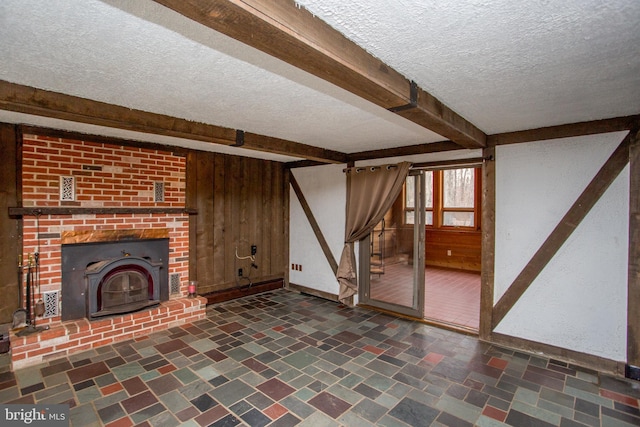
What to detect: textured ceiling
<box><xmin>1</xmin><ymin>0</ymin><xmax>639</xmax><ymax>161</ymax></box>
<box><xmin>295</xmin><ymin>0</ymin><xmax>640</xmax><ymax>133</ymax></box>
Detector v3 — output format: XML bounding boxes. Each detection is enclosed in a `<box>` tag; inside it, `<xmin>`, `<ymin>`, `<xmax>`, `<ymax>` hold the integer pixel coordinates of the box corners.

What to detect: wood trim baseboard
<box><xmin>486</xmin><ymin>332</ymin><xmax>625</xmax><ymax>377</ymax></box>
<box><xmin>201</xmin><ymin>278</ymin><xmax>284</xmax><ymax>305</ymax></box>
<box><xmin>287</xmin><ymin>282</ymin><xmax>339</xmax><ymax>302</ymax></box>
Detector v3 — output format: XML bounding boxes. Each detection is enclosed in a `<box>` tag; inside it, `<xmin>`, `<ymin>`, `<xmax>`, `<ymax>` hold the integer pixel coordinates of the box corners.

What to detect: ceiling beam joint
<box><xmin>388</xmin><ymin>81</ymin><xmax>418</xmax><ymax>113</ymax></box>
<box><xmin>232</xmin><ymin>129</ymin><xmax>245</xmax><ymax>147</ymax></box>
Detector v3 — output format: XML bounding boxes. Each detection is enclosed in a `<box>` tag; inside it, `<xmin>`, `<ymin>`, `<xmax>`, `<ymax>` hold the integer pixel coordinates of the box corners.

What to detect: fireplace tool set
<box><xmin>13</xmin><ymin>253</ymin><xmax>49</xmax><ymax>337</ymax></box>
<box><xmin>13</xmin><ymin>213</ymin><xmax>49</xmax><ymax>337</ymax></box>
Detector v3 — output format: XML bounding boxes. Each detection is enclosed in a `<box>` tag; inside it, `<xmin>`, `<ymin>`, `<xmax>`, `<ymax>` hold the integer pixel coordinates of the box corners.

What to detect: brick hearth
<box><xmin>10</xmin><ymin>296</ymin><xmax>206</xmax><ymax>371</ymax></box>
<box><xmin>10</xmin><ymin>134</ymin><xmax>202</xmax><ymax>370</ymax></box>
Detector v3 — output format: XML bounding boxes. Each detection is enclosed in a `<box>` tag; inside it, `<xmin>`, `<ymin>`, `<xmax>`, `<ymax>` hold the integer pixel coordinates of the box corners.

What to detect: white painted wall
<box><xmin>494</xmin><ymin>131</ymin><xmax>629</xmax><ymax>361</ymax></box>
<box><xmin>289</xmin><ymin>164</ymin><xmax>346</xmax><ymax>295</ymax></box>
<box><xmin>289</xmin><ymin>135</ymin><xmax>630</xmax><ymax>363</ymax></box>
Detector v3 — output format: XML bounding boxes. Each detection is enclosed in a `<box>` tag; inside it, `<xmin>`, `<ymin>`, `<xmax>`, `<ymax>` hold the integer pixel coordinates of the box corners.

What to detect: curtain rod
<box><xmin>343</xmin><ymin>157</ymin><xmax>489</xmax><ymax>173</ymax></box>
<box><xmin>343</xmin><ymin>164</ymin><xmax>399</xmax><ymax>173</ymax></box>
<box><xmin>411</xmin><ymin>157</ymin><xmax>487</xmax><ymax>171</ymax></box>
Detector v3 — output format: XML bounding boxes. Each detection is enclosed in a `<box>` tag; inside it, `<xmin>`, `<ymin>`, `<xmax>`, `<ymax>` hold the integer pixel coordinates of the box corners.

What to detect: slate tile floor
<box><xmin>1</xmin><ymin>289</ymin><xmax>640</xmax><ymax>426</ymax></box>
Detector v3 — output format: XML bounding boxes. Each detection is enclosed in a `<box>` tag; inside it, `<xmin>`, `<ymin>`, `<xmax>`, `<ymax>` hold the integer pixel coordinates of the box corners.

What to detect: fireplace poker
<box><xmin>15</xmin><ymin>253</ymin><xmax>49</xmax><ymax>337</ymax></box>
<box><xmin>34</xmin><ymin>253</ymin><xmax>45</xmax><ymax>317</ymax></box>
<box><xmin>34</xmin><ymin>213</ymin><xmax>45</xmax><ymax>317</ymax></box>
<box><xmin>25</xmin><ymin>255</ymin><xmax>32</xmax><ymax>326</ymax></box>
<box><xmin>11</xmin><ymin>254</ymin><xmax>27</xmax><ymax>330</ymax></box>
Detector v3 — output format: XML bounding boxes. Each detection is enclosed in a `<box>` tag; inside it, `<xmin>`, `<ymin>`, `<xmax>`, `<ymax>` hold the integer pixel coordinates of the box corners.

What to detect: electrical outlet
<box><xmin>447</xmin><ymin>250</ymin><xmax>452</xmax><ymax>256</ymax></box>
<box><xmin>251</xmin><ymin>245</ymin><xmax>257</xmax><ymax>256</ymax></box>
<box><xmin>238</xmin><ymin>268</ymin><xmax>243</xmax><ymax>277</ymax></box>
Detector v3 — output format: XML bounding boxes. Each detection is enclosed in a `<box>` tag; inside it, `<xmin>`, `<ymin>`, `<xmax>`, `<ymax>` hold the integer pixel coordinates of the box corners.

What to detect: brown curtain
<box><xmin>337</xmin><ymin>162</ymin><xmax>411</xmax><ymax>304</ymax></box>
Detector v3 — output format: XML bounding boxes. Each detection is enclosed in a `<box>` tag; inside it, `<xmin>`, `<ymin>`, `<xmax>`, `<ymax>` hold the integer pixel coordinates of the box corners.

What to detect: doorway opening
<box><xmin>361</xmin><ymin>166</ymin><xmax>482</xmax><ymax>332</ymax></box>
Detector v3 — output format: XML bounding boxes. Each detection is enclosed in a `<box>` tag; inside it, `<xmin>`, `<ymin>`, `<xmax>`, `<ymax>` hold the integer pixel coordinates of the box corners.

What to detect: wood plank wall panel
<box><xmin>196</xmin><ymin>152</ymin><xmax>216</xmax><ymax>286</ymax></box>
<box><xmin>191</xmin><ymin>151</ymin><xmax>287</xmax><ymax>294</ymax></box>
<box><xmin>0</xmin><ymin>124</ymin><xmax>20</xmax><ymax>324</ymax></box>
<box><xmin>425</xmin><ymin>230</ymin><xmax>482</xmax><ymax>272</ymax></box>
<box><xmin>186</xmin><ymin>152</ymin><xmax>199</xmax><ymax>283</ymax></box>
<box><xmin>272</xmin><ymin>164</ymin><xmax>286</xmax><ymax>275</ymax></box>
<box><xmin>212</xmin><ymin>154</ymin><xmax>226</xmax><ymax>284</ymax></box>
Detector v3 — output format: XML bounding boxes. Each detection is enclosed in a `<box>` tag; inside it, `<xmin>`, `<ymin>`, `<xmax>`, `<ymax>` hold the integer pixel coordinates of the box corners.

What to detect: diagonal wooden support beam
<box><xmin>153</xmin><ymin>0</ymin><xmax>486</xmax><ymax>149</ymax></box>
<box><xmin>0</xmin><ymin>80</ymin><xmax>348</xmax><ymax>164</ymax></box>
<box><xmin>290</xmin><ymin>173</ymin><xmax>338</xmax><ymax>275</ymax></box>
<box><xmin>492</xmin><ymin>131</ymin><xmax>633</xmax><ymax>329</ymax></box>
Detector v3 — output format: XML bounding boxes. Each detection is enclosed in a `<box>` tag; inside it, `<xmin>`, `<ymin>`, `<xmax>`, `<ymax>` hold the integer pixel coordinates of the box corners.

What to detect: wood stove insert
<box><xmin>86</xmin><ymin>256</ymin><xmax>161</xmax><ymax>318</ymax></box>
<box><xmin>61</xmin><ymin>238</ymin><xmax>169</xmax><ymax>321</ymax></box>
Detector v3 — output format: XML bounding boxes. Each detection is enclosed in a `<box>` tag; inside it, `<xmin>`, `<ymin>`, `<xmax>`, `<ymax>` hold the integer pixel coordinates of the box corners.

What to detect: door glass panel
<box><xmin>360</xmin><ymin>171</ymin><xmax>424</xmax><ymax>318</ymax></box>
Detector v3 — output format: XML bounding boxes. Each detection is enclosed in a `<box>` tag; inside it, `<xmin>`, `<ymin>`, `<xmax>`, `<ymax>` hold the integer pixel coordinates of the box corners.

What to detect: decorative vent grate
<box><xmin>170</xmin><ymin>273</ymin><xmax>181</xmax><ymax>295</ymax></box>
<box><xmin>154</xmin><ymin>182</ymin><xmax>165</xmax><ymax>202</ymax></box>
<box><xmin>59</xmin><ymin>176</ymin><xmax>75</xmax><ymax>201</ymax></box>
<box><xmin>43</xmin><ymin>291</ymin><xmax>59</xmax><ymax>318</ymax></box>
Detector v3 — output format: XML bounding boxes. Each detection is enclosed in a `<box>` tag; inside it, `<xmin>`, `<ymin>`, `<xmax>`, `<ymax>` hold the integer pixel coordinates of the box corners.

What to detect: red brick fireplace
<box><xmin>10</xmin><ymin>134</ymin><xmax>206</xmax><ymax>370</ymax></box>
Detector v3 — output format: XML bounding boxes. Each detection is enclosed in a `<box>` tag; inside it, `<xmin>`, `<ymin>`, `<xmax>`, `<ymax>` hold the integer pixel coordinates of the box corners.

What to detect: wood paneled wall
<box><xmin>425</xmin><ymin>229</ymin><xmax>481</xmax><ymax>272</ymax></box>
<box><xmin>0</xmin><ymin>124</ymin><xmax>20</xmax><ymax>324</ymax></box>
<box><xmin>188</xmin><ymin>151</ymin><xmax>288</xmax><ymax>294</ymax></box>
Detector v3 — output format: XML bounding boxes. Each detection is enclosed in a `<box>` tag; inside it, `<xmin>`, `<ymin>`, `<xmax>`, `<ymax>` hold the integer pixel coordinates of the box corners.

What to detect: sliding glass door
<box><xmin>359</xmin><ymin>170</ymin><xmax>425</xmax><ymax>318</ymax></box>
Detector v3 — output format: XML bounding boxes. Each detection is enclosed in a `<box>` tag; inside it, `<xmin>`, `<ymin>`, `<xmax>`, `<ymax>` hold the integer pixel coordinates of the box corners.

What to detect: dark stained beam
<box><xmin>283</xmin><ymin>115</ymin><xmax>640</xmax><ymax>167</ymax></box>
<box><xmin>627</xmin><ymin>128</ymin><xmax>640</xmax><ymax>369</ymax></box>
<box><xmin>492</xmin><ymin>131</ymin><xmax>633</xmax><ymax>329</ymax></box>
<box><xmin>0</xmin><ymin>124</ymin><xmax>20</xmax><ymax>324</ymax></box>
<box><xmin>0</xmin><ymin>80</ymin><xmax>348</xmax><ymax>164</ymax></box>
<box><xmin>348</xmin><ymin>141</ymin><xmax>463</xmax><ymax>162</ymax></box>
<box><xmin>480</xmin><ymin>146</ymin><xmax>496</xmax><ymax>340</ymax></box>
<box><xmin>152</xmin><ymin>0</ymin><xmax>486</xmax><ymax>149</ymax></box>
<box><xmin>285</xmin><ymin>159</ymin><xmax>327</xmax><ymax>169</ymax></box>
<box><xmin>489</xmin><ymin>115</ymin><xmax>640</xmax><ymax>146</ymax></box>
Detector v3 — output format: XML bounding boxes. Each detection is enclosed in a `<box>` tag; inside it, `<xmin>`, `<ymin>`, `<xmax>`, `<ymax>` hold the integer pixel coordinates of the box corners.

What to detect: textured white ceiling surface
<box><xmin>0</xmin><ymin>0</ymin><xmax>435</xmax><ymax>158</ymax></box>
<box><xmin>295</xmin><ymin>0</ymin><xmax>640</xmax><ymax>134</ymax></box>
<box><xmin>1</xmin><ymin>0</ymin><xmax>639</xmax><ymax>160</ymax></box>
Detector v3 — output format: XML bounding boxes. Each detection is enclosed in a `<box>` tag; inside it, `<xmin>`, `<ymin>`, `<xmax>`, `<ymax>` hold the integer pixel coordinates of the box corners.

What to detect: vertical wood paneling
<box><xmin>224</xmin><ymin>155</ymin><xmax>240</xmax><ymax>284</ymax></box>
<box><xmin>213</xmin><ymin>153</ymin><xmax>226</xmax><ymax>284</ymax></box>
<box><xmin>192</xmin><ymin>152</ymin><xmax>286</xmax><ymax>294</ymax></box>
<box><xmin>187</xmin><ymin>152</ymin><xmax>198</xmax><ymax>282</ymax></box>
<box><xmin>196</xmin><ymin>152</ymin><xmax>215</xmax><ymax>286</ymax></box>
<box><xmin>0</xmin><ymin>124</ymin><xmax>20</xmax><ymax>324</ymax></box>
<box><xmin>262</xmin><ymin>161</ymin><xmax>273</xmax><ymax>274</ymax></box>
<box><xmin>248</xmin><ymin>157</ymin><xmax>260</xmax><ymax>269</ymax></box>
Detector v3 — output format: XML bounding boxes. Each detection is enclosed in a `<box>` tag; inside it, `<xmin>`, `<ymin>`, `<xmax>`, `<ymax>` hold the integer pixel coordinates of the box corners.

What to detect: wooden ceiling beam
<box><xmin>488</xmin><ymin>115</ymin><xmax>640</xmax><ymax>146</ymax></box>
<box><xmin>0</xmin><ymin>80</ymin><xmax>348</xmax><ymax>163</ymax></box>
<box><xmin>347</xmin><ymin>141</ymin><xmax>463</xmax><ymax>162</ymax></box>
<box><xmin>153</xmin><ymin>0</ymin><xmax>487</xmax><ymax>149</ymax></box>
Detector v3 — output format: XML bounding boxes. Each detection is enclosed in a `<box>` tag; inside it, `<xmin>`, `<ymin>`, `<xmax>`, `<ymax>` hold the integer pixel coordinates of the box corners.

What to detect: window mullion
<box><xmin>434</xmin><ymin>170</ymin><xmax>443</xmax><ymax>228</ymax></box>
